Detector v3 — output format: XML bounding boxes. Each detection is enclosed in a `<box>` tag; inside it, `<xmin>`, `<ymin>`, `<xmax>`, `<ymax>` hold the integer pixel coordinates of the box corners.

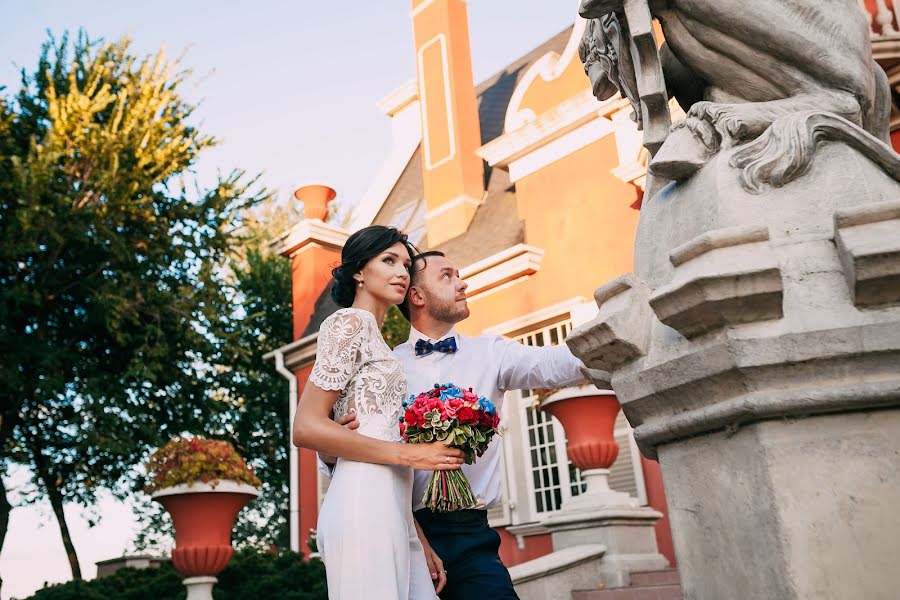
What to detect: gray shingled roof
<box><xmin>301</xmin><ymin>26</ymin><xmax>574</xmax><ymax>337</ymax></box>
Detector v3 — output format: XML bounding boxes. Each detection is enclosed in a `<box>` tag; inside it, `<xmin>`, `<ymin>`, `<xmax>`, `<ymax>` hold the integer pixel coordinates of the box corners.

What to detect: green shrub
<box><xmin>27</xmin><ymin>550</ymin><xmax>327</xmax><ymax>600</ymax></box>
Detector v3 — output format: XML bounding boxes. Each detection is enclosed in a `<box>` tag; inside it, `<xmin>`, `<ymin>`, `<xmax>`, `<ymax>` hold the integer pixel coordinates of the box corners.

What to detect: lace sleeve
<box><xmin>309</xmin><ymin>310</ymin><xmax>367</xmax><ymax>392</ymax></box>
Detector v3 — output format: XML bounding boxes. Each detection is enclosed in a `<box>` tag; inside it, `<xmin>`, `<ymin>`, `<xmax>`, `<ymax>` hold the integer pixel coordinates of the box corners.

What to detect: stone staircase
<box><xmin>572</xmin><ymin>568</ymin><xmax>682</xmax><ymax>600</ymax></box>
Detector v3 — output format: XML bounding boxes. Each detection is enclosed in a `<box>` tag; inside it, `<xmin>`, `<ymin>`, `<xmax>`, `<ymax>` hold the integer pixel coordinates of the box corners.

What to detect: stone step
<box><xmin>572</xmin><ymin>584</ymin><xmax>683</xmax><ymax>600</ymax></box>
<box><xmin>630</xmin><ymin>569</ymin><xmax>681</xmax><ymax>587</ymax></box>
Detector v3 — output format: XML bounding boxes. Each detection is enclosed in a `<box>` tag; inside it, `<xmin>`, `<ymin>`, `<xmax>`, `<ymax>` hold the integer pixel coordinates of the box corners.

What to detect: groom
<box><xmin>393</xmin><ymin>250</ymin><xmax>587</xmax><ymax>599</ymax></box>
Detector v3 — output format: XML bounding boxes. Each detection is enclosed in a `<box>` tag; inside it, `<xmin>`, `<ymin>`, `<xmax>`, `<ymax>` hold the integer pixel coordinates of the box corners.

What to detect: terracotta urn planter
<box><xmin>540</xmin><ymin>385</ymin><xmax>637</xmax><ymax>509</ymax></box>
<box><xmin>152</xmin><ymin>480</ymin><xmax>260</xmax><ymax>599</ymax></box>
<box><xmin>293</xmin><ymin>184</ymin><xmax>336</xmax><ymax>221</ymax></box>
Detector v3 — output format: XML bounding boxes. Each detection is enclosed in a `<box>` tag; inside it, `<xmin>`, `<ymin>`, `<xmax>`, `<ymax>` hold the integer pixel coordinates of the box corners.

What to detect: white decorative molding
<box><xmin>478</xmin><ymin>90</ymin><xmax>628</xmax><ymax>182</ymax></box>
<box><xmin>349</xmin><ymin>98</ymin><xmax>422</xmax><ymax>232</ymax></box>
<box><xmin>376</xmin><ymin>79</ymin><xmax>418</xmax><ymax>117</ymax></box>
<box><xmin>509</xmin><ymin>117</ymin><xmax>615</xmax><ymax>182</ymax></box>
<box><xmin>483</xmin><ymin>296</ymin><xmax>587</xmax><ymax>336</ymax></box>
<box><xmin>459</xmin><ymin>244</ymin><xmax>545</xmax><ymax>300</ymax></box>
<box><xmin>504</xmin><ymin>10</ymin><xmax>588</xmax><ymax>133</ymax></box>
<box><xmin>417</xmin><ymin>34</ymin><xmax>457</xmax><ymax>171</ymax></box>
<box><xmin>425</xmin><ymin>193</ymin><xmax>482</xmax><ymax>219</ymax></box>
<box><xmin>264</xmin><ymin>332</ymin><xmax>319</xmax><ymax>371</ymax></box>
<box><xmin>270</xmin><ymin>219</ymin><xmax>350</xmax><ymax>257</ymax></box>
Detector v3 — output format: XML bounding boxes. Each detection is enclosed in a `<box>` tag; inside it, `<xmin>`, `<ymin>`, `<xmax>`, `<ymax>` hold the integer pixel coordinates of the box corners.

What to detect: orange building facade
<box><xmin>271</xmin><ymin>1</ymin><xmax>900</xmax><ymax>570</ymax></box>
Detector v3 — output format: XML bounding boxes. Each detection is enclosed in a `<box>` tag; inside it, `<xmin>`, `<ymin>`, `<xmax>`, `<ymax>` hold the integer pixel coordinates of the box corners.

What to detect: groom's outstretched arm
<box><xmin>494</xmin><ymin>335</ymin><xmax>588</xmax><ymax>392</ymax></box>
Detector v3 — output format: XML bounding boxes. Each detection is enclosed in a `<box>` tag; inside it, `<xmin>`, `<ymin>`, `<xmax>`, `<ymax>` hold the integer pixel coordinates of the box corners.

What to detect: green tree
<box><xmin>132</xmin><ymin>204</ymin><xmax>294</xmax><ymax>552</ymax></box>
<box><xmin>381</xmin><ymin>305</ymin><xmax>410</xmax><ymax>349</ymax></box>
<box><xmin>0</xmin><ymin>31</ymin><xmax>267</xmax><ymax>585</ymax></box>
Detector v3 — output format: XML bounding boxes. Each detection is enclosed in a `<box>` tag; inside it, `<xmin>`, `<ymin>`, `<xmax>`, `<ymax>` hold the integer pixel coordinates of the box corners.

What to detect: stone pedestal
<box><xmin>659</xmin><ymin>411</ymin><xmax>900</xmax><ymax>600</ymax></box>
<box><xmin>538</xmin><ymin>386</ymin><xmax>670</xmax><ymax>587</ymax></box>
<box><xmin>567</xmin><ymin>140</ymin><xmax>900</xmax><ymax>599</ymax></box>
<box><xmin>184</xmin><ymin>576</ymin><xmax>217</xmax><ymax>600</ymax></box>
<box><xmin>543</xmin><ymin>505</ymin><xmax>668</xmax><ymax>589</ymax></box>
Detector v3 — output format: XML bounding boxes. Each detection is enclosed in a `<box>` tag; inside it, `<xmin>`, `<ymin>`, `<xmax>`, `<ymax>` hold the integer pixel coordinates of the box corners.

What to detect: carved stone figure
<box><xmin>571</xmin><ymin>1</ymin><xmax>900</xmax><ymax>598</ymax></box>
<box><xmin>578</xmin><ymin>0</ymin><xmax>899</xmax><ymax>188</ymax></box>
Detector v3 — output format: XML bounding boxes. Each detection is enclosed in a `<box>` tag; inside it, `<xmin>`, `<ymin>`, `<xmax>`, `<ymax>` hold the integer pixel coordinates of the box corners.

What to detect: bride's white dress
<box><xmin>310</xmin><ymin>308</ymin><xmax>437</xmax><ymax>600</ymax></box>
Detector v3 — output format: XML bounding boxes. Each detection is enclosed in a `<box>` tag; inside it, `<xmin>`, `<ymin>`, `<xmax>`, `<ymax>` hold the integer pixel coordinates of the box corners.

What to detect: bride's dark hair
<box><xmin>331</xmin><ymin>225</ymin><xmax>415</xmax><ymax>307</ymax></box>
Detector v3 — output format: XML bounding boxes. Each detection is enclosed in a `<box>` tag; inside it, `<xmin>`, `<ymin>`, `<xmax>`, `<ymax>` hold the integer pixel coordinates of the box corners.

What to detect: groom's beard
<box><xmin>426</xmin><ymin>293</ymin><xmax>469</xmax><ymax>324</ymax></box>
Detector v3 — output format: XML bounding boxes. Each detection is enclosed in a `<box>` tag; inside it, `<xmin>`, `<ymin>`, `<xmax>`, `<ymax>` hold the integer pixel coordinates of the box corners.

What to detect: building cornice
<box><xmin>459</xmin><ymin>244</ymin><xmax>545</xmax><ymax>301</ymax></box>
<box><xmin>270</xmin><ymin>219</ymin><xmax>349</xmax><ymax>258</ymax></box>
<box><xmin>477</xmin><ymin>91</ymin><xmax>629</xmax><ymax>181</ymax></box>
<box><xmin>263</xmin><ymin>332</ymin><xmax>319</xmax><ymax>371</ymax></box>
<box><xmin>481</xmin><ymin>296</ymin><xmax>589</xmax><ymax>336</ymax></box>
<box><xmin>376</xmin><ymin>79</ymin><xmax>419</xmax><ymax>117</ymax></box>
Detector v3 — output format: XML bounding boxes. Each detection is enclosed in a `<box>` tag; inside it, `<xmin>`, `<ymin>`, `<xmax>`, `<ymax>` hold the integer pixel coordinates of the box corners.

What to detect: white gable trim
<box><xmin>350</xmin><ymin>85</ymin><xmax>423</xmax><ymax>232</ymax></box>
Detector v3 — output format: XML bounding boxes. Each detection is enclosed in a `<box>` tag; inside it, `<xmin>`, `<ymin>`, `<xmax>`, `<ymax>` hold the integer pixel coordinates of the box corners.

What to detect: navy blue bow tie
<box><xmin>414</xmin><ymin>336</ymin><xmax>458</xmax><ymax>357</ymax></box>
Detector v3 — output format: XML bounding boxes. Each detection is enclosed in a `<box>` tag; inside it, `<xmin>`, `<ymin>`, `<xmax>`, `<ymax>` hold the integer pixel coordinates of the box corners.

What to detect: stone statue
<box><xmin>578</xmin><ymin>0</ymin><xmax>900</xmax><ymax>190</ymax></box>
<box><xmin>571</xmin><ymin>1</ymin><xmax>900</xmax><ymax>598</ymax></box>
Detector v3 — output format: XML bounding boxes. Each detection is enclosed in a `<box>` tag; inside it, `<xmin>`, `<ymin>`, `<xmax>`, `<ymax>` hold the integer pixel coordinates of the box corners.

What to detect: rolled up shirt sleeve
<box><xmin>316</xmin><ymin>454</ymin><xmax>335</xmax><ymax>479</ymax></box>
<box><xmin>494</xmin><ymin>336</ymin><xmax>586</xmax><ymax>392</ymax></box>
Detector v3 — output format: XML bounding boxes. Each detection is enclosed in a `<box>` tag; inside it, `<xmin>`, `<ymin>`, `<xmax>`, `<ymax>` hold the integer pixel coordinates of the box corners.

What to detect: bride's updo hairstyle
<box><xmin>331</xmin><ymin>225</ymin><xmax>415</xmax><ymax>307</ymax></box>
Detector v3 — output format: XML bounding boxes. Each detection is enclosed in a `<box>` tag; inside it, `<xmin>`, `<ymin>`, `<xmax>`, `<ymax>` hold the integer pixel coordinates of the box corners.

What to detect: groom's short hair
<box><xmin>399</xmin><ymin>250</ymin><xmax>446</xmax><ymax>320</ymax></box>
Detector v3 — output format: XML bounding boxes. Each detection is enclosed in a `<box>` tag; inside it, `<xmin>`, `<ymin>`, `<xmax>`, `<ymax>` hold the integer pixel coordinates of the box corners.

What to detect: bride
<box><xmin>292</xmin><ymin>225</ymin><xmax>465</xmax><ymax>599</ymax></box>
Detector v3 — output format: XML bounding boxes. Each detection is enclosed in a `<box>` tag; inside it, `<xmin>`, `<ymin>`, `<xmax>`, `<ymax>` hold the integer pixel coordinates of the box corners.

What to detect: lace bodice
<box><xmin>309</xmin><ymin>308</ymin><xmax>406</xmax><ymax>442</ymax></box>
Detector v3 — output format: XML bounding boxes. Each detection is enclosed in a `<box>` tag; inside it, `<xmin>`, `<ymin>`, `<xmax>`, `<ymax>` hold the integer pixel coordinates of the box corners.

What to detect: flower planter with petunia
<box><xmin>146</xmin><ymin>437</ymin><xmax>261</xmax><ymax>600</ymax></box>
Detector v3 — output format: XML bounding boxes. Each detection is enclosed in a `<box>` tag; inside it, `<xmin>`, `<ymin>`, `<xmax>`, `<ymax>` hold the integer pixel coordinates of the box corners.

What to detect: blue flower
<box><xmin>478</xmin><ymin>397</ymin><xmax>496</xmax><ymax>415</ymax></box>
<box><xmin>440</xmin><ymin>387</ymin><xmax>463</xmax><ymax>401</ymax></box>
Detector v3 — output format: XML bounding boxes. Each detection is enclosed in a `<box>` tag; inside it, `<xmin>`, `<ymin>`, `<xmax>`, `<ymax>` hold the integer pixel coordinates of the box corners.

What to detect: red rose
<box><xmin>404</xmin><ymin>409</ymin><xmax>418</xmax><ymax>426</ymax></box>
<box><xmin>399</xmin><ymin>422</ymin><xmax>406</xmax><ymax>436</ymax></box>
<box><xmin>457</xmin><ymin>406</ymin><xmax>476</xmax><ymax>424</ymax></box>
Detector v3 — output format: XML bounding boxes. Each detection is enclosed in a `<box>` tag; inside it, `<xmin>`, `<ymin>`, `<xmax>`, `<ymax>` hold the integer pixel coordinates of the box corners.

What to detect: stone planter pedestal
<box><xmin>539</xmin><ymin>385</ymin><xmax>668</xmax><ymax>588</ymax></box>
<box><xmin>152</xmin><ymin>480</ymin><xmax>260</xmax><ymax>600</ymax></box>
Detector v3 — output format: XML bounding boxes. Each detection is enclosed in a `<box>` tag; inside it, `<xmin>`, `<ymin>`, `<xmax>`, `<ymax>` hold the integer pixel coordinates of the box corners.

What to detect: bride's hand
<box><xmin>403</xmin><ymin>441</ymin><xmax>464</xmax><ymax>471</ymax></box>
<box><xmin>414</xmin><ymin>519</ymin><xmax>447</xmax><ymax>594</ymax></box>
<box><xmin>422</xmin><ymin>539</ymin><xmax>447</xmax><ymax>593</ymax></box>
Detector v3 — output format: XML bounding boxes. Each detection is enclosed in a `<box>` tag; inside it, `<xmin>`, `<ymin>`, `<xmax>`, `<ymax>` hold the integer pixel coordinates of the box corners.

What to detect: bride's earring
<box><xmin>357</xmin><ymin>280</ymin><xmax>363</xmax><ymax>287</ymax></box>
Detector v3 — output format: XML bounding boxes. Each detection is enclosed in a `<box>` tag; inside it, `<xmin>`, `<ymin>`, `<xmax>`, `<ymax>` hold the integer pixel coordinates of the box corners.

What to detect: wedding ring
<box><xmin>446</xmin><ymin>456</ymin><xmax>451</xmax><ymax>463</ymax></box>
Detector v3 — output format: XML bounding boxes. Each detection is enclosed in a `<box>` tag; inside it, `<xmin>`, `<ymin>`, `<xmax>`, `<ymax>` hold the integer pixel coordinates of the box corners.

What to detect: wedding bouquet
<box><xmin>400</xmin><ymin>383</ymin><xmax>500</xmax><ymax>512</ymax></box>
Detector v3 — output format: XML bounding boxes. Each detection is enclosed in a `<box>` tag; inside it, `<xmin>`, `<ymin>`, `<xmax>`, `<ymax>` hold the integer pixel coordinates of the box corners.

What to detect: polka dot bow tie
<box><xmin>414</xmin><ymin>337</ymin><xmax>458</xmax><ymax>357</ymax></box>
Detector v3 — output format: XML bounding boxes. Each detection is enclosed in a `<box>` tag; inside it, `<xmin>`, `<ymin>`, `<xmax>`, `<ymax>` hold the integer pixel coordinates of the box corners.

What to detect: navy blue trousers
<box><xmin>414</xmin><ymin>509</ymin><xmax>519</xmax><ymax>600</ymax></box>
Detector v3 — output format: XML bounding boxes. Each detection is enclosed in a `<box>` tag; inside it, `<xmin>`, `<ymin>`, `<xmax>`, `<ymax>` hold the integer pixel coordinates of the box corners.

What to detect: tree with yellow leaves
<box><xmin>0</xmin><ymin>31</ymin><xmax>269</xmax><ymax>585</ymax></box>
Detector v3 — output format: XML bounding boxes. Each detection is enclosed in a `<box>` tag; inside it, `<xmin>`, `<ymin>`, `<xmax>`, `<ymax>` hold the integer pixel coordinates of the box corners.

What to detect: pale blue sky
<box><xmin>1</xmin><ymin>0</ymin><xmax>578</xmax><ymax>212</ymax></box>
<box><xmin>0</xmin><ymin>1</ymin><xmax>580</xmax><ymax>598</ymax></box>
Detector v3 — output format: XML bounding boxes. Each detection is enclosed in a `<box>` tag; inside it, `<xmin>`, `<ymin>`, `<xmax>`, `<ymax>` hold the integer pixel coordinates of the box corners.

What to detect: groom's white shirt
<box><xmin>396</xmin><ymin>324</ymin><xmax>585</xmax><ymax>511</ymax></box>
<box><xmin>316</xmin><ymin>322</ymin><xmax>586</xmax><ymax>511</ymax></box>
